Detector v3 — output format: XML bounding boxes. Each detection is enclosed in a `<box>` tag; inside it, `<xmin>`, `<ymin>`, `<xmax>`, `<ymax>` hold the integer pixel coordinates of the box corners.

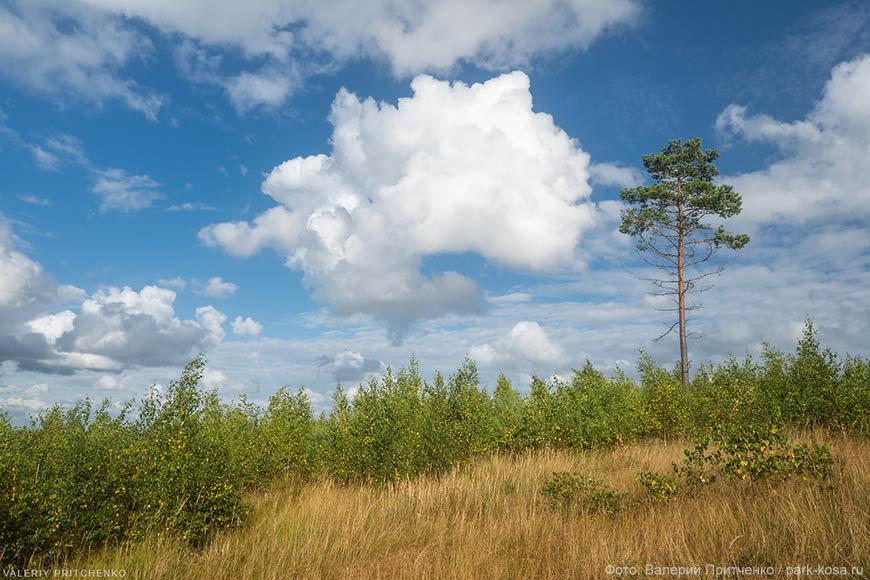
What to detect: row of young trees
<box><xmin>1</xmin><ymin>322</ymin><xmax>868</xmax><ymax>563</ymax></box>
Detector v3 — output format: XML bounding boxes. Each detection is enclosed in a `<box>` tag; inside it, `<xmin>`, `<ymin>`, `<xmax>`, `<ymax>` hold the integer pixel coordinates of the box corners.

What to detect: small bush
<box><xmin>673</xmin><ymin>426</ymin><xmax>836</xmax><ymax>489</ymax></box>
<box><xmin>637</xmin><ymin>471</ymin><xmax>678</xmax><ymax>503</ymax></box>
<box><xmin>716</xmin><ymin>425</ymin><xmax>793</xmax><ymax>481</ymax></box>
<box><xmin>673</xmin><ymin>439</ymin><xmax>719</xmax><ymax>489</ymax></box>
<box><xmin>540</xmin><ymin>472</ymin><xmax>624</xmax><ymax>514</ymax></box>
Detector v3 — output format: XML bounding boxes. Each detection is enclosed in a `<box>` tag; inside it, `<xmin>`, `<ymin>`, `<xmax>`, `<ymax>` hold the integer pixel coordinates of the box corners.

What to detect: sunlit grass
<box><xmin>57</xmin><ymin>431</ymin><xmax>869</xmax><ymax>579</ymax></box>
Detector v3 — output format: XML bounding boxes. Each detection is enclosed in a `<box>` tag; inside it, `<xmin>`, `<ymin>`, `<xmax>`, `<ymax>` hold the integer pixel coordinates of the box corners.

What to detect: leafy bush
<box><xmin>637</xmin><ymin>471</ymin><xmax>679</xmax><ymax>503</ymax></box>
<box><xmin>688</xmin><ymin>356</ymin><xmax>764</xmax><ymax>437</ymax></box>
<box><xmin>673</xmin><ymin>438</ymin><xmax>720</xmax><ymax>489</ymax></box>
<box><xmin>128</xmin><ymin>356</ymin><xmax>249</xmax><ymax>545</ymax></box>
<box><xmin>491</xmin><ymin>373</ymin><xmax>524</xmax><ymax>450</ymax></box>
<box><xmin>788</xmin><ymin>444</ymin><xmax>835</xmax><ymax>481</ymax></box>
<box><xmin>672</xmin><ymin>425</ymin><xmax>835</xmax><ymax>489</ymax></box>
<box><xmin>540</xmin><ymin>472</ymin><xmax>625</xmax><ymax>514</ymax></box>
<box><xmin>0</xmin><ymin>357</ymin><xmax>253</xmax><ymax>565</ymax></box>
<box><xmin>551</xmin><ymin>363</ymin><xmax>645</xmax><ymax>449</ymax></box>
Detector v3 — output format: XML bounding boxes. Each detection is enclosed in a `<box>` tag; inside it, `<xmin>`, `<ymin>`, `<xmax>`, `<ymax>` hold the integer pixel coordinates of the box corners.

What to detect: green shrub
<box><xmin>838</xmin><ymin>355</ymin><xmax>870</xmax><ymax>433</ymax></box>
<box><xmin>1</xmin><ymin>320</ymin><xmax>865</xmax><ymax>564</ymax></box>
<box><xmin>517</xmin><ymin>376</ymin><xmax>557</xmax><ymax>449</ymax></box>
<box><xmin>688</xmin><ymin>356</ymin><xmax>765</xmax><ymax>437</ymax></box>
<box><xmin>673</xmin><ymin>438</ymin><xmax>720</xmax><ymax>489</ymax></box>
<box><xmin>130</xmin><ymin>356</ymin><xmax>249</xmax><ymax>545</ymax></box>
<box><xmin>789</xmin><ymin>444</ymin><xmax>835</xmax><ymax>481</ymax></box>
<box><xmin>673</xmin><ymin>426</ymin><xmax>836</xmax><ymax>488</ymax></box>
<box><xmin>637</xmin><ymin>471</ymin><xmax>678</xmax><ymax>503</ymax></box>
<box><xmin>540</xmin><ymin>472</ymin><xmax>625</xmax><ymax>514</ymax></box>
<box><xmin>552</xmin><ymin>363</ymin><xmax>645</xmax><ymax>449</ymax></box>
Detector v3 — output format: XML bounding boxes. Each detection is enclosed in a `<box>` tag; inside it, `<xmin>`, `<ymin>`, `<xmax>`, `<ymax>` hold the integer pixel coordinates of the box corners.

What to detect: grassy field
<box><xmin>56</xmin><ymin>431</ymin><xmax>869</xmax><ymax>579</ymax></box>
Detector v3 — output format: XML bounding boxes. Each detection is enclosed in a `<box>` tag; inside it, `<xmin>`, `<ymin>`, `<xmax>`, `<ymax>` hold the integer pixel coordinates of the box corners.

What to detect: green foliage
<box><xmin>789</xmin><ymin>444</ymin><xmax>836</xmax><ymax>481</ymax></box>
<box><xmin>540</xmin><ymin>472</ymin><xmax>625</xmax><ymax>514</ymax></box>
<box><xmin>0</xmin><ymin>320</ymin><xmax>865</xmax><ymax>564</ymax></box>
<box><xmin>714</xmin><ymin>425</ymin><xmax>795</xmax><ymax>481</ymax></box>
<box><xmin>0</xmin><ymin>356</ymin><xmax>252</xmax><ymax>565</ymax></box>
<box><xmin>517</xmin><ymin>376</ymin><xmax>557</xmax><ymax>449</ymax></box>
<box><xmin>323</xmin><ymin>357</ymin><xmax>498</xmax><ymax>483</ymax></box>
<box><xmin>126</xmin><ymin>356</ymin><xmax>249</xmax><ymax>545</ymax></box>
<box><xmin>619</xmin><ymin>138</ymin><xmax>749</xmax><ymax>251</ymax></box>
<box><xmin>673</xmin><ymin>425</ymin><xmax>835</xmax><ymax>488</ymax></box>
<box><xmin>638</xmin><ymin>354</ymin><xmax>687</xmax><ymax>440</ymax></box>
<box><xmin>673</xmin><ymin>438</ymin><xmax>719</xmax><ymax>489</ymax></box>
<box><xmin>688</xmin><ymin>356</ymin><xmax>765</xmax><ymax>436</ymax></box>
<box><xmin>787</xmin><ymin>322</ymin><xmax>840</xmax><ymax>426</ymax></box>
<box><xmin>263</xmin><ymin>386</ymin><xmax>316</xmax><ymax>477</ymax></box>
<box><xmin>491</xmin><ymin>373</ymin><xmax>524</xmax><ymax>450</ymax></box>
<box><xmin>838</xmin><ymin>355</ymin><xmax>870</xmax><ymax>434</ymax></box>
<box><xmin>552</xmin><ymin>363</ymin><xmax>645</xmax><ymax>449</ymax></box>
<box><xmin>758</xmin><ymin>322</ymin><xmax>867</xmax><ymax>431</ymax></box>
<box><xmin>636</xmin><ymin>471</ymin><xmax>679</xmax><ymax>503</ymax></box>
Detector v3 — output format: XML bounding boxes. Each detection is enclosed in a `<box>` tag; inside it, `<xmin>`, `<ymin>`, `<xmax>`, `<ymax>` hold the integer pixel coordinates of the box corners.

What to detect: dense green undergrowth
<box><xmin>1</xmin><ymin>322</ymin><xmax>868</xmax><ymax>564</ymax></box>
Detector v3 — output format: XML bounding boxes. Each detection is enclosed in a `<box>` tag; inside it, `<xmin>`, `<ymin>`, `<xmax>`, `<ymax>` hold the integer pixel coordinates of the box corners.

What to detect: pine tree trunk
<box><xmin>677</xmin><ymin>270</ymin><xmax>689</xmax><ymax>386</ymax></box>
<box><xmin>677</xmin><ymin>193</ymin><xmax>689</xmax><ymax>387</ymax></box>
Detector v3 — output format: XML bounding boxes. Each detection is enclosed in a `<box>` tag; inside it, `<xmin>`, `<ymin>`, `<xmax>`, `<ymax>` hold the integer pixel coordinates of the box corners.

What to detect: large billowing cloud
<box><xmin>1</xmin><ymin>0</ymin><xmax>640</xmax><ymax>115</ymax></box>
<box><xmin>200</xmin><ymin>72</ymin><xmax>599</xmax><ymax>340</ymax></box>
<box><xmin>716</xmin><ymin>53</ymin><xmax>870</xmax><ymax>227</ymax></box>
<box><xmin>43</xmin><ymin>286</ymin><xmax>227</xmax><ymax>371</ymax></box>
<box><xmin>0</xmin><ymin>218</ymin><xmax>228</xmax><ymax>373</ymax></box>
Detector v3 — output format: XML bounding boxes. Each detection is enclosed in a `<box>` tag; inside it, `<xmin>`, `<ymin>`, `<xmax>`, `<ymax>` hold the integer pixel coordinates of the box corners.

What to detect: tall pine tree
<box><xmin>620</xmin><ymin>138</ymin><xmax>750</xmax><ymax>386</ymax></box>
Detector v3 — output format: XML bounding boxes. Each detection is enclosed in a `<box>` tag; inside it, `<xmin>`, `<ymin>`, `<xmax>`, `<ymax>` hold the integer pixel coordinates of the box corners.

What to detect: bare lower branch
<box><xmin>653</xmin><ymin>321</ymin><xmax>681</xmax><ymax>342</ymax></box>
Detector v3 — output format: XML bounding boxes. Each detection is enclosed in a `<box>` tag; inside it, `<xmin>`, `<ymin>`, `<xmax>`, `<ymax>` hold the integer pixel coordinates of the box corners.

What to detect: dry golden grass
<box><xmin>67</xmin><ymin>432</ymin><xmax>869</xmax><ymax>579</ymax></box>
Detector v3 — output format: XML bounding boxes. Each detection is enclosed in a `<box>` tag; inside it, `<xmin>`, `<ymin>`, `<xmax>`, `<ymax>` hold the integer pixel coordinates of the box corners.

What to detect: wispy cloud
<box><xmin>165</xmin><ymin>202</ymin><xmax>217</xmax><ymax>212</ymax></box>
<box><xmin>17</xmin><ymin>194</ymin><xmax>51</xmax><ymax>207</ymax></box>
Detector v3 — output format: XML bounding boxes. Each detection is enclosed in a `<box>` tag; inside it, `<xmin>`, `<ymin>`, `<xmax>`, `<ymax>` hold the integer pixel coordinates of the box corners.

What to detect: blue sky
<box><xmin>1</xmin><ymin>0</ymin><xmax>869</xmax><ymax>422</ymax></box>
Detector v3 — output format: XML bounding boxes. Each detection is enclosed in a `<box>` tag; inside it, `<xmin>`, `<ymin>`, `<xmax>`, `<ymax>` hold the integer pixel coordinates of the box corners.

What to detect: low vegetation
<box><xmin>1</xmin><ymin>321</ymin><xmax>868</xmax><ymax>572</ymax></box>
<box><xmin>25</xmin><ymin>437</ymin><xmax>870</xmax><ymax>578</ymax></box>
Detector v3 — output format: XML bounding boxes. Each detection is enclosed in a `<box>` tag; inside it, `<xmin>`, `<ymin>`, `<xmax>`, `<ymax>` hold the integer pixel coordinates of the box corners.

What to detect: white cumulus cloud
<box><xmin>0</xmin><ymin>219</ymin><xmax>83</xmax><ymax>322</ymax></box>
<box><xmin>316</xmin><ymin>350</ymin><xmax>382</xmax><ymax>383</ymax></box>
<box><xmin>156</xmin><ymin>276</ymin><xmax>187</xmax><ymax>290</ymax></box>
<box><xmin>231</xmin><ymin>316</ymin><xmax>262</xmax><ymax>336</ymax></box>
<box><xmin>201</xmin><ymin>71</ymin><xmax>600</xmax><ymax>340</ymax></box>
<box><xmin>715</xmin><ymin>53</ymin><xmax>870</xmax><ymax>227</ymax></box>
<box><xmin>24</xmin><ymin>286</ymin><xmax>229</xmax><ymax>372</ymax></box>
<box><xmin>470</xmin><ymin>320</ymin><xmax>567</xmax><ymax>369</ymax></box>
<box><xmin>196</xmin><ymin>305</ymin><xmax>227</xmax><ymax>346</ymax></box>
